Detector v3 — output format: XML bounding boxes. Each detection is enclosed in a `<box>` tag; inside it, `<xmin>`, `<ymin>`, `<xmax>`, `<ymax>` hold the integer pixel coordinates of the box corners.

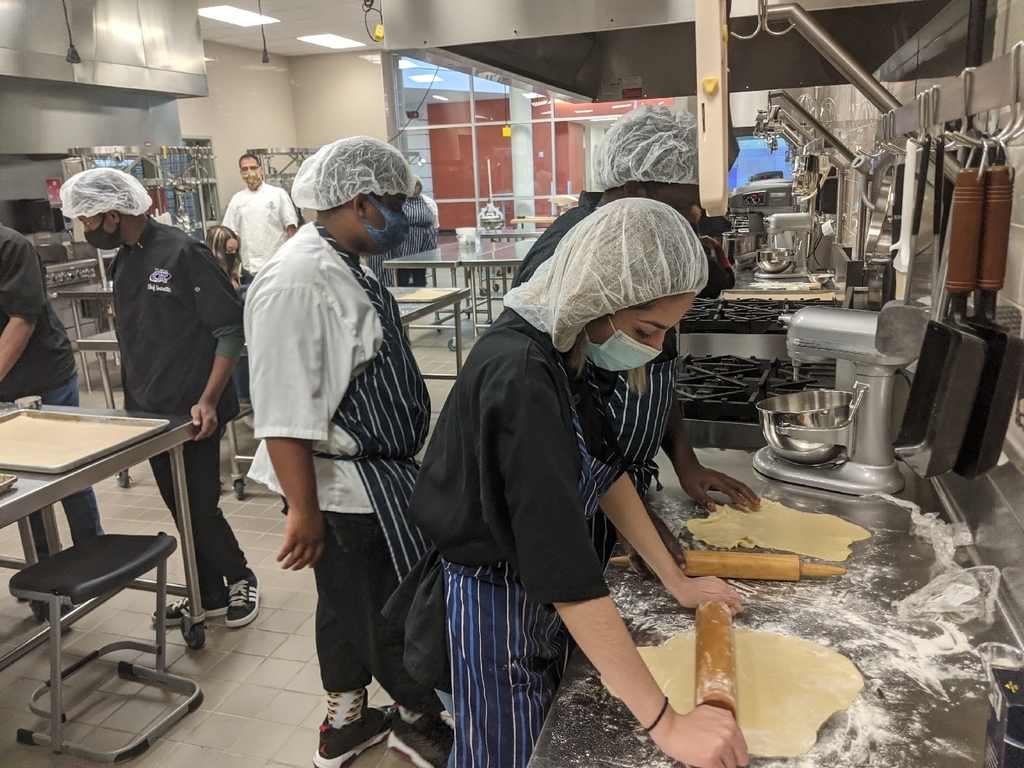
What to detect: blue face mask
<box><xmin>585</xmin><ymin>317</ymin><xmax>661</xmax><ymax>371</ymax></box>
<box><xmin>362</xmin><ymin>194</ymin><xmax>410</xmax><ymax>253</ymax></box>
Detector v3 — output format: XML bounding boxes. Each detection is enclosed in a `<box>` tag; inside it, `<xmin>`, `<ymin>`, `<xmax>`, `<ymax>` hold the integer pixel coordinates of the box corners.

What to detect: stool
<box><xmin>9</xmin><ymin>533</ymin><xmax>202</xmax><ymax>762</ymax></box>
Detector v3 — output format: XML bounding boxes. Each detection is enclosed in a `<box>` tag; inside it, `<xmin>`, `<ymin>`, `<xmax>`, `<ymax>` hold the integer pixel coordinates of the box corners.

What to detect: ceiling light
<box><xmin>521</xmin><ymin>91</ymin><xmax>543</xmax><ymax>99</ymax></box>
<box><xmin>575</xmin><ymin>109</ymin><xmax>594</xmax><ymax>114</ymax></box>
<box><xmin>409</xmin><ymin>74</ymin><xmax>442</xmax><ymax>83</ymax></box>
<box><xmin>198</xmin><ymin>5</ymin><xmax>278</xmax><ymax>26</ymax></box>
<box><xmin>432</xmin><ymin>95</ymin><xmax>449</xmax><ymax>101</ymax></box>
<box><xmin>398</xmin><ymin>60</ymin><xmax>419</xmax><ymax>69</ymax></box>
<box><xmin>611</xmin><ymin>103</ymin><xmax>633</xmax><ymax>109</ymax></box>
<box><xmin>297</xmin><ymin>34</ymin><xmax>365</xmax><ymax>49</ymax></box>
<box><xmin>358</xmin><ymin>53</ymin><xmax>381</xmax><ymax>64</ymax></box>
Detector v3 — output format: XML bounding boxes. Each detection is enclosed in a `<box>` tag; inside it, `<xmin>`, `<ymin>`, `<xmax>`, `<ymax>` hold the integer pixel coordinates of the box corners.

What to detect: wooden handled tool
<box><xmin>609</xmin><ymin>551</ymin><xmax>846</xmax><ymax>581</ymax></box>
<box><xmin>695</xmin><ymin>601</ymin><xmax>737</xmax><ymax>714</ymax></box>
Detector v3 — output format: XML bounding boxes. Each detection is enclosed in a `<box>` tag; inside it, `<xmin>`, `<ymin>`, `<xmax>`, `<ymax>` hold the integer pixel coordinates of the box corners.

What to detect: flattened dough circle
<box><xmin>606</xmin><ymin>629</ymin><xmax>864</xmax><ymax>757</ymax></box>
<box><xmin>686</xmin><ymin>500</ymin><xmax>871</xmax><ymax>562</ymax></box>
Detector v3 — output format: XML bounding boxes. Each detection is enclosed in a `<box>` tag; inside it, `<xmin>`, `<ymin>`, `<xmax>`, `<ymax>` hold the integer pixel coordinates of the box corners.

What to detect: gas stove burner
<box><xmin>676</xmin><ymin>355</ymin><xmax>837</xmax><ymax>423</ymax></box>
<box><xmin>679</xmin><ymin>297</ymin><xmax>838</xmax><ymax>335</ymax></box>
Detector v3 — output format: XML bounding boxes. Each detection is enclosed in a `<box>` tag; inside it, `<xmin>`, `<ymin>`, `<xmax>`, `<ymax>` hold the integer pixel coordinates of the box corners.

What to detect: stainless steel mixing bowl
<box><xmin>757</xmin><ymin>389</ymin><xmax>856</xmax><ymax>465</ymax></box>
<box><xmin>756</xmin><ymin>247</ymin><xmax>795</xmax><ymax>274</ymax></box>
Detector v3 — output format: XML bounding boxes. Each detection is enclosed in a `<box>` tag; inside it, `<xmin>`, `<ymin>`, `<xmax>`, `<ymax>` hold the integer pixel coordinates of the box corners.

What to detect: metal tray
<box><xmin>0</xmin><ymin>474</ymin><xmax>15</xmax><ymax>494</ymax></box>
<box><xmin>0</xmin><ymin>410</ymin><xmax>170</xmax><ymax>474</ymax></box>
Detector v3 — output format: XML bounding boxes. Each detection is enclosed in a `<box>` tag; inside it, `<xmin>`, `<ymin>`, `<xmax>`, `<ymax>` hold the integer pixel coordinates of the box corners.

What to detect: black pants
<box><xmin>149</xmin><ymin>429</ymin><xmax>248</xmax><ymax>605</ymax></box>
<box><xmin>314</xmin><ymin>512</ymin><xmax>442</xmax><ymax>715</ymax></box>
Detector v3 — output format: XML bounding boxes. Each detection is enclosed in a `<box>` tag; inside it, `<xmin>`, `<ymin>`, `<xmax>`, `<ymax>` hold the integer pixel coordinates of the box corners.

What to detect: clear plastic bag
<box><xmin>868</xmin><ymin>493</ymin><xmax>972</xmax><ymax>576</ymax></box>
<box><xmin>895</xmin><ymin>565</ymin><xmax>1002</xmax><ymax>626</ymax></box>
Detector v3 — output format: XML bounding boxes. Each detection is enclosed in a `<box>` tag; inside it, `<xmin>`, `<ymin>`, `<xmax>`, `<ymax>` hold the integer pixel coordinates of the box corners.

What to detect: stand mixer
<box><xmin>753</xmin><ymin>306</ymin><xmax>915</xmax><ymax>495</ymax></box>
<box><xmin>757</xmin><ymin>211</ymin><xmax>814</xmax><ymax>280</ymax></box>
<box><xmin>727</xmin><ymin>176</ymin><xmax>815</xmax><ymax>280</ymax></box>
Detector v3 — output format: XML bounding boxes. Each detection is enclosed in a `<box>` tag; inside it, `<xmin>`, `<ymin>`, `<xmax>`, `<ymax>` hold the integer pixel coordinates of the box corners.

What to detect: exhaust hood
<box><xmin>0</xmin><ymin>0</ymin><xmax>206</xmax><ymax>155</ymax></box>
<box><xmin>383</xmin><ymin>0</ymin><xmax>948</xmax><ymax>99</ymax></box>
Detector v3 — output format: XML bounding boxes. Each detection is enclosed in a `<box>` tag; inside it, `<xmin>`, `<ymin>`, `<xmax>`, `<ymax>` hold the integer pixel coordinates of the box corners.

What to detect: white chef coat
<box><xmin>221</xmin><ymin>183</ymin><xmax>299</xmax><ymax>273</ymax></box>
<box><xmin>420</xmin><ymin>194</ymin><xmax>440</xmax><ymax>228</ymax></box>
<box><xmin>245</xmin><ymin>223</ymin><xmax>382</xmax><ymax>513</ymax></box>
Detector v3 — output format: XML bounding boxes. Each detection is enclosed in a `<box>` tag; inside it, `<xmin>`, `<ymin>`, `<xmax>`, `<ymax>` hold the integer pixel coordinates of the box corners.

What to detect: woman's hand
<box><xmin>651</xmin><ymin>706</ymin><xmax>749</xmax><ymax>768</ymax></box>
<box><xmin>665</xmin><ymin>572</ymin><xmax>743</xmax><ymax>616</ymax></box>
<box><xmin>616</xmin><ymin>507</ymin><xmax>687</xmax><ymax>580</ymax></box>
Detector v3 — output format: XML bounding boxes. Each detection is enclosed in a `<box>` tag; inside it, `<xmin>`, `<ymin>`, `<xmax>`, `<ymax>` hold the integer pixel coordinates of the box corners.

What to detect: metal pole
<box><xmin>765</xmin><ymin>4</ymin><xmax>901</xmax><ymax>113</ymax></box>
<box><xmin>169</xmin><ymin>444</ymin><xmax>204</xmax><ymax>628</ymax></box>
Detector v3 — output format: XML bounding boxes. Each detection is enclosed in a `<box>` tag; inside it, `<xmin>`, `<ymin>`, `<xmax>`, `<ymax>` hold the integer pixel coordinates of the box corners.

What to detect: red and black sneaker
<box><xmin>313</xmin><ymin>702</ymin><xmax>393</xmax><ymax>768</ymax></box>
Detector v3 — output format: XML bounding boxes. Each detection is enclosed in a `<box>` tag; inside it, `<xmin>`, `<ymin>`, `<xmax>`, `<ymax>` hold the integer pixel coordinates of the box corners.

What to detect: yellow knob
<box><xmin>702</xmin><ymin>77</ymin><xmax>720</xmax><ymax>95</ymax></box>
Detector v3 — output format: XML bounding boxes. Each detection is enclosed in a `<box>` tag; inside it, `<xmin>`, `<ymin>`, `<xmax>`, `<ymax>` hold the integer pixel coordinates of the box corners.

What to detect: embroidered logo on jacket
<box><xmin>148</xmin><ymin>268</ymin><xmax>172</xmax><ymax>293</ymax></box>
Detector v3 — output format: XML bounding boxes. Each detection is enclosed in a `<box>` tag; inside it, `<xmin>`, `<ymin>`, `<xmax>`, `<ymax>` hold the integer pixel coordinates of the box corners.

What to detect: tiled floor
<box><xmin>0</xmin><ymin>306</ymin><xmax>479</xmax><ymax>768</ymax></box>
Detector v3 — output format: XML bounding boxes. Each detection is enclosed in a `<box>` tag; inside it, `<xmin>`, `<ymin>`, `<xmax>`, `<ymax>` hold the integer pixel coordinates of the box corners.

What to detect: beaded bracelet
<box><xmin>644</xmin><ymin>695</ymin><xmax>670</xmax><ymax>733</ymax></box>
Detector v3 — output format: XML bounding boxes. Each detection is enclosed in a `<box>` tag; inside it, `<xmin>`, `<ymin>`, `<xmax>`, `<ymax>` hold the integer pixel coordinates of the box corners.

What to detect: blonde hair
<box><xmin>568</xmin><ymin>331</ymin><xmax>648</xmax><ymax>395</ymax></box>
<box><xmin>205</xmin><ymin>225</ymin><xmax>242</xmax><ymax>283</ymax></box>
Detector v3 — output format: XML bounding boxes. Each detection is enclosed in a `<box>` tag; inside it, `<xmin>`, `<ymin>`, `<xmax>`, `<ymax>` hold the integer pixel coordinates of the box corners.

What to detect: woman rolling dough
<box><xmin>405</xmin><ymin>198</ymin><xmax>749</xmax><ymax>768</ymax></box>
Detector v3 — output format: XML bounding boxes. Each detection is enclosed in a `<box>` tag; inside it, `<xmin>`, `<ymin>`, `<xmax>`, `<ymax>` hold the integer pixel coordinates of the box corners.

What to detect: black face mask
<box><xmin>84</xmin><ymin>218</ymin><xmax>124</xmax><ymax>250</ymax></box>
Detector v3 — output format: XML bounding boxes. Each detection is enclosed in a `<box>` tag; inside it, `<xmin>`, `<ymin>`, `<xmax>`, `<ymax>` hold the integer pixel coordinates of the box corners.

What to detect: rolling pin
<box><xmin>695</xmin><ymin>601</ymin><xmax>737</xmax><ymax>714</ymax></box>
<box><xmin>609</xmin><ymin>551</ymin><xmax>846</xmax><ymax>580</ymax></box>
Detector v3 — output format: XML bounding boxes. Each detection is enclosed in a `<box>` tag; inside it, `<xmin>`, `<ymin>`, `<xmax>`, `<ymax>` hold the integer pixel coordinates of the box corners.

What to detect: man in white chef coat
<box><xmin>221</xmin><ymin>154</ymin><xmax>298</xmax><ymax>275</ymax></box>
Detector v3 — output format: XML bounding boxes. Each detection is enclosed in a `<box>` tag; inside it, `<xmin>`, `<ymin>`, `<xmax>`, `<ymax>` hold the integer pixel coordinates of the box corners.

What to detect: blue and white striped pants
<box><xmin>443</xmin><ymin>559</ymin><xmax>573</xmax><ymax>768</ymax></box>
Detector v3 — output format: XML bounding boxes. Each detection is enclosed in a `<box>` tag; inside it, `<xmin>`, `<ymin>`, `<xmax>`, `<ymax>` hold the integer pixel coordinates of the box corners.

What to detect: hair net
<box><xmin>59</xmin><ymin>168</ymin><xmax>152</xmax><ymax>218</ymax></box>
<box><xmin>504</xmin><ymin>198</ymin><xmax>708</xmax><ymax>351</ymax></box>
<box><xmin>291</xmin><ymin>136</ymin><xmax>414</xmax><ymax>210</ymax></box>
<box><xmin>592</xmin><ymin>105</ymin><xmax>699</xmax><ymax>191</ymax></box>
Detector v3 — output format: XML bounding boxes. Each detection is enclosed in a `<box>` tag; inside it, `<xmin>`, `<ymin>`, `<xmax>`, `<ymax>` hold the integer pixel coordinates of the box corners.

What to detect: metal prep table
<box><xmin>0</xmin><ymin>406</ymin><xmax>209</xmax><ymax>664</ymax></box>
<box><xmin>510</xmin><ymin>216</ymin><xmax>557</xmax><ymax>228</ymax></box>
<box><xmin>53</xmin><ymin>285</ymin><xmax>115</xmax><ymax>394</ymax></box>
<box><xmin>457</xmin><ymin>241</ymin><xmax>533</xmax><ymax>334</ymax></box>
<box><xmin>528</xmin><ymin>447</ymin><xmax>1017</xmax><ymax>768</ymax></box>
<box><xmin>479</xmin><ymin>228</ymin><xmax>543</xmax><ymax>242</ymax></box>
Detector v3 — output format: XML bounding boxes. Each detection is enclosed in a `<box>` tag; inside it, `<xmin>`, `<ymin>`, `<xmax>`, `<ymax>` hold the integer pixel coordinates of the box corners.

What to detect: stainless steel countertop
<box><xmin>528</xmin><ymin>448</ymin><xmax>1013</xmax><ymax>768</ymax></box>
<box><xmin>0</xmin><ymin>406</ymin><xmax>193</xmax><ymax>526</ymax></box>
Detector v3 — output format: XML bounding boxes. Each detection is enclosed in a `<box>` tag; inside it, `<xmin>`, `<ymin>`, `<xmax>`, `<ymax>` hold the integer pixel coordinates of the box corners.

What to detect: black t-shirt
<box><xmin>407</xmin><ymin>309</ymin><xmax>620</xmax><ymax>606</ymax></box>
<box><xmin>0</xmin><ymin>226</ymin><xmax>75</xmax><ymax>401</ymax></box>
<box><xmin>513</xmin><ymin>190</ymin><xmax>733</xmax><ymax>302</ymax></box>
<box><xmin>110</xmin><ymin>220</ymin><xmax>241</xmax><ymax>423</ymax></box>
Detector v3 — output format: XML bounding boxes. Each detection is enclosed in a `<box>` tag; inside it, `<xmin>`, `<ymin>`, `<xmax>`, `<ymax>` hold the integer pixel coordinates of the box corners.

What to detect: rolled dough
<box><xmin>686</xmin><ymin>500</ymin><xmax>871</xmax><ymax>561</ymax></box>
<box><xmin>0</xmin><ymin>415</ymin><xmax>155</xmax><ymax>470</ymax></box>
<box><xmin>607</xmin><ymin>629</ymin><xmax>864</xmax><ymax>757</ymax></box>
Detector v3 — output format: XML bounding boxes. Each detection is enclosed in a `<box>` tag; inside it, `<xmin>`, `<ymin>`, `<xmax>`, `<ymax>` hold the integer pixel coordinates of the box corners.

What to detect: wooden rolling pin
<box><xmin>609</xmin><ymin>551</ymin><xmax>846</xmax><ymax>580</ymax></box>
<box><xmin>695</xmin><ymin>601</ymin><xmax>737</xmax><ymax>714</ymax></box>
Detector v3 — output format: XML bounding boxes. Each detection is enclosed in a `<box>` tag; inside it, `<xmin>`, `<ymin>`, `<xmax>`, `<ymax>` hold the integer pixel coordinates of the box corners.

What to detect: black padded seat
<box><xmin>10</xmin><ymin>533</ymin><xmax>177</xmax><ymax>605</ymax></box>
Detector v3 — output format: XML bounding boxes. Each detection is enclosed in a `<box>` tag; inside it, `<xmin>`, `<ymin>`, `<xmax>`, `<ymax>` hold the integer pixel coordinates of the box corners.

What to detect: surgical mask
<box><xmin>362</xmin><ymin>195</ymin><xmax>409</xmax><ymax>253</ymax></box>
<box><xmin>84</xmin><ymin>217</ymin><xmax>124</xmax><ymax>251</ymax></box>
<box><xmin>585</xmin><ymin>317</ymin><xmax>661</xmax><ymax>371</ymax></box>
<box><xmin>242</xmin><ymin>170</ymin><xmax>262</xmax><ymax>190</ymax></box>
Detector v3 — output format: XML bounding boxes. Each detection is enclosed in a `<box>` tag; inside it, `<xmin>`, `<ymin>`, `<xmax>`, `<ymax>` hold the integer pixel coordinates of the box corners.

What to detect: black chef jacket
<box><xmin>110</xmin><ymin>220</ymin><xmax>242</xmax><ymax>424</ymax></box>
<box><xmin>406</xmin><ymin>309</ymin><xmax>622</xmax><ymax>606</ymax></box>
<box><xmin>0</xmin><ymin>226</ymin><xmax>75</xmax><ymax>401</ymax></box>
<box><xmin>512</xmin><ymin>190</ymin><xmax>734</xmax><ymax>299</ymax></box>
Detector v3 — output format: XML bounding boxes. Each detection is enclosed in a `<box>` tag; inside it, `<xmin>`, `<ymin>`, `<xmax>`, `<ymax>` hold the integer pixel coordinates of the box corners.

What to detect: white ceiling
<box><xmin>199</xmin><ymin>1</ymin><xmax>386</xmax><ymax>58</ymax></box>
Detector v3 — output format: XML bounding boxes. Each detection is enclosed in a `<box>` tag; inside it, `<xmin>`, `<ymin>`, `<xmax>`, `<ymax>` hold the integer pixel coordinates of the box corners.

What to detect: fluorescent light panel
<box><xmin>398</xmin><ymin>59</ymin><xmax>419</xmax><ymax>69</ymax></box>
<box><xmin>520</xmin><ymin>91</ymin><xmax>543</xmax><ymax>99</ymax></box>
<box><xmin>198</xmin><ymin>5</ymin><xmax>278</xmax><ymax>26</ymax></box>
<box><xmin>432</xmin><ymin>95</ymin><xmax>449</xmax><ymax>101</ymax></box>
<box><xmin>297</xmin><ymin>34</ymin><xmax>365</xmax><ymax>49</ymax></box>
<box><xmin>409</xmin><ymin>74</ymin><xmax>442</xmax><ymax>83</ymax></box>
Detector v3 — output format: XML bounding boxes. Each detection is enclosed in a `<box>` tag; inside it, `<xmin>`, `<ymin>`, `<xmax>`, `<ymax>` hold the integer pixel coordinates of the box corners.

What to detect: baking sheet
<box><xmin>393</xmin><ymin>288</ymin><xmax>456</xmax><ymax>302</ymax></box>
<box><xmin>0</xmin><ymin>410</ymin><xmax>169</xmax><ymax>474</ymax></box>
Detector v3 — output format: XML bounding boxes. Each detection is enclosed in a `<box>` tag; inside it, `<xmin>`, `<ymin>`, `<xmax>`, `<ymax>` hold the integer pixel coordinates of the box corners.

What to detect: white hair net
<box><xmin>59</xmin><ymin>168</ymin><xmax>152</xmax><ymax>218</ymax></box>
<box><xmin>291</xmin><ymin>136</ymin><xmax>414</xmax><ymax>210</ymax></box>
<box><xmin>504</xmin><ymin>198</ymin><xmax>708</xmax><ymax>351</ymax></box>
<box><xmin>592</xmin><ymin>105</ymin><xmax>699</xmax><ymax>191</ymax></box>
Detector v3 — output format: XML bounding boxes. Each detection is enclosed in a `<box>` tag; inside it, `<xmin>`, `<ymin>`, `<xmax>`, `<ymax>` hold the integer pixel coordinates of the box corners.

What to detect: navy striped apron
<box><xmin>313</xmin><ymin>223</ymin><xmax>431</xmax><ymax>579</ymax></box>
<box><xmin>443</xmin><ymin>358</ymin><xmax>620</xmax><ymax>768</ymax></box>
<box><xmin>589</xmin><ymin>358</ymin><xmax>677</xmax><ymax>565</ymax></box>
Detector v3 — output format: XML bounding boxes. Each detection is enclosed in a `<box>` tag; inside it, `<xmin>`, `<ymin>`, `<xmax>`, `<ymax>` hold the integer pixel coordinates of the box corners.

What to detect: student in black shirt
<box><xmin>0</xmin><ymin>225</ymin><xmax>103</xmax><ymax>559</ymax></box>
<box><xmin>512</xmin><ymin>106</ymin><xmax>758</xmax><ymax>575</ymax></box>
<box><xmin>60</xmin><ymin>169</ymin><xmax>259</xmax><ymax>629</ymax></box>
<box><xmin>407</xmin><ymin>199</ymin><xmax>747</xmax><ymax>768</ymax></box>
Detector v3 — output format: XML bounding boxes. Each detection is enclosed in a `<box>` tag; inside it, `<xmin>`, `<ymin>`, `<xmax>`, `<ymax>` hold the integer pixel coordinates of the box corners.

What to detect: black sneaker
<box><xmin>225</xmin><ymin>570</ymin><xmax>259</xmax><ymax>628</ymax></box>
<box><xmin>314</xmin><ymin>703</ymin><xmax>393</xmax><ymax>768</ymax></box>
<box><xmin>153</xmin><ymin>596</ymin><xmax>228</xmax><ymax>627</ymax></box>
<box><xmin>387</xmin><ymin>714</ymin><xmax>454</xmax><ymax>768</ymax></box>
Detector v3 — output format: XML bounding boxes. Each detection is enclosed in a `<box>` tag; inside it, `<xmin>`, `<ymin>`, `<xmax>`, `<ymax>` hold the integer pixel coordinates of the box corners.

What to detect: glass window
<box><xmin>398</xmin><ymin>57</ymin><xmax>472</xmax><ymax>126</ymax></box>
<box><xmin>729</xmin><ymin>135</ymin><xmax>792</xmax><ymax>189</ymax></box>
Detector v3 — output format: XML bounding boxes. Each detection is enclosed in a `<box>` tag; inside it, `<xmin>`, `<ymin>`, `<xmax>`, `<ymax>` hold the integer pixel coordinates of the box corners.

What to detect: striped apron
<box><xmin>443</xmin><ymin>358</ymin><xmax>621</xmax><ymax>768</ymax></box>
<box><xmin>313</xmin><ymin>223</ymin><xmax>432</xmax><ymax>579</ymax></box>
<box><xmin>589</xmin><ymin>357</ymin><xmax>678</xmax><ymax>565</ymax></box>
